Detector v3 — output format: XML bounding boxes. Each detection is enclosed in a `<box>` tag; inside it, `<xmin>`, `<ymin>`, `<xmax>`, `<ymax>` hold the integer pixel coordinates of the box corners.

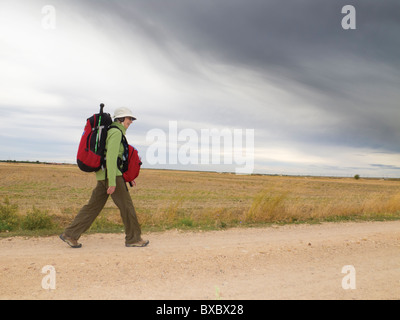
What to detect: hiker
<box><xmin>60</xmin><ymin>107</ymin><xmax>149</xmax><ymax>248</ymax></box>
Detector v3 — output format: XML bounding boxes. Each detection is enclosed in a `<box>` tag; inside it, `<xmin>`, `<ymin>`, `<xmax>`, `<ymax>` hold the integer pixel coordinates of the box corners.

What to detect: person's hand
<box><xmin>107</xmin><ymin>186</ymin><xmax>116</xmax><ymax>195</ymax></box>
<box><xmin>129</xmin><ymin>181</ymin><xmax>136</xmax><ymax>187</ymax></box>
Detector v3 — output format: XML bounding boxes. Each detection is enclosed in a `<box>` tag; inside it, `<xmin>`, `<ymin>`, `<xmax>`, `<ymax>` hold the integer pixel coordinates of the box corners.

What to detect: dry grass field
<box><xmin>1</xmin><ymin>162</ymin><xmax>400</xmax><ymax>234</ymax></box>
<box><xmin>1</xmin><ymin>162</ymin><xmax>400</xmax><ymax>300</ymax></box>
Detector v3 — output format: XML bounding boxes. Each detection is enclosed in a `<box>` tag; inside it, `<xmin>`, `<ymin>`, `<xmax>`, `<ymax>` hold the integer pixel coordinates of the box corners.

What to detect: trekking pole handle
<box><xmin>100</xmin><ymin>103</ymin><xmax>105</xmax><ymax>115</ymax></box>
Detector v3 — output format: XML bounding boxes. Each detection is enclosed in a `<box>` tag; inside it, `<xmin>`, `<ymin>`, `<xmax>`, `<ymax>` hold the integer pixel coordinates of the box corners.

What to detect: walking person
<box><xmin>60</xmin><ymin>107</ymin><xmax>149</xmax><ymax>248</ymax></box>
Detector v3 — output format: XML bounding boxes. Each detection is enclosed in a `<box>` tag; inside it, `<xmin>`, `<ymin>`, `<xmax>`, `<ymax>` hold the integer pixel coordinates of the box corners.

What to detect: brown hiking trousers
<box><xmin>64</xmin><ymin>176</ymin><xmax>142</xmax><ymax>244</ymax></box>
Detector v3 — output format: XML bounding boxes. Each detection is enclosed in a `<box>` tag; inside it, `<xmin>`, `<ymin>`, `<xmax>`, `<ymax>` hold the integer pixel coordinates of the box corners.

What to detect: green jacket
<box><xmin>95</xmin><ymin>122</ymin><xmax>126</xmax><ymax>187</ymax></box>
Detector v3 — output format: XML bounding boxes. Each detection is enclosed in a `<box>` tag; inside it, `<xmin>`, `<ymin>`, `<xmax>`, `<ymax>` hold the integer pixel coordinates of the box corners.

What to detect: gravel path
<box><xmin>1</xmin><ymin>221</ymin><xmax>399</xmax><ymax>300</ymax></box>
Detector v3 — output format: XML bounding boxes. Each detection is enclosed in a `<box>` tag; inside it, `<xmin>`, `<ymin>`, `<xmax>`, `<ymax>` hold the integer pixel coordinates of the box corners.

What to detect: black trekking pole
<box><xmin>95</xmin><ymin>103</ymin><xmax>105</xmax><ymax>153</ymax></box>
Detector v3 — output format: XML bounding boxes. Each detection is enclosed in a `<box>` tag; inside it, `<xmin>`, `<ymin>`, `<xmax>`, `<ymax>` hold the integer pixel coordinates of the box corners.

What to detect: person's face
<box><xmin>122</xmin><ymin>117</ymin><xmax>134</xmax><ymax>129</ymax></box>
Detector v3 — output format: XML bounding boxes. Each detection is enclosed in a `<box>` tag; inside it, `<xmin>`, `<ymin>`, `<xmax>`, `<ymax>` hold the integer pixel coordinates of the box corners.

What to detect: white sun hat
<box><xmin>113</xmin><ymin>107</ymin><xmax>136</xmax><ymax>120</ymax></box>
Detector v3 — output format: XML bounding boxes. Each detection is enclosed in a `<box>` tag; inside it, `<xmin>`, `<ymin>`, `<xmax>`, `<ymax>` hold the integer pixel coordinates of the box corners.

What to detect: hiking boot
<box><xmin>60</xmin><ymin>233</ymin><xmax>82</xmax><ymax>248</ymax></box>
<box><xmin>125</xmin><ymin>239</ymin><xmax>149</xmax><ymax>247</ymax></box>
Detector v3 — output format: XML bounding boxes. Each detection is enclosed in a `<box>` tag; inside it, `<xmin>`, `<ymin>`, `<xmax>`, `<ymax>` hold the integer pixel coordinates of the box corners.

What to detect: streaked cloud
<box><xmin>1</xmin><ymin>0</ymin><xmax>399</xmax><ymax>176</ymax></box>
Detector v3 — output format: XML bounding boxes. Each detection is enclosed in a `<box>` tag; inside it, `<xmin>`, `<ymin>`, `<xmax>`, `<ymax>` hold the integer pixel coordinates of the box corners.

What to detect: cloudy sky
<box><xmin>1</xmin><ymin>0</ymin><xmax>399</xmax><ymax>177</ymax></box>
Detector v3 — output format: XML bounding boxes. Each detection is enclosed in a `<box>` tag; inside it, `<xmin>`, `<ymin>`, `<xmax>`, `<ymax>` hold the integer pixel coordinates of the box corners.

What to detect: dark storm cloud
<box><xmin>97</xmin><ymin>0</ymin><xmax>400</xmax><ymax>81</ymax></box>
<box><xmin>2</xmin><ymin>0</ymin><xmax>399</xmax><ymax>174</ymax></box>
<box><xmin>370</xmin><ymin>164</ymin><xmax>400</xmax><ymax>171</ymax></box>
<box><xmin>76</xmin><ymin>0</ymin><xmax>400</xmax><ymax>152</ymax></box>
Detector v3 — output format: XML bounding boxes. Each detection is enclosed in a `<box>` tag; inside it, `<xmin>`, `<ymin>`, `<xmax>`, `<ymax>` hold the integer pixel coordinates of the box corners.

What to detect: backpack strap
<box><xmin>108</xmin><ymin>125</ymin><xmax>129</xmax><ymax>171</ymax></box>
<box><xmin>107</xmin><ymin>124</ymin><xmax>129</xmax><ymax>191</ymax></box>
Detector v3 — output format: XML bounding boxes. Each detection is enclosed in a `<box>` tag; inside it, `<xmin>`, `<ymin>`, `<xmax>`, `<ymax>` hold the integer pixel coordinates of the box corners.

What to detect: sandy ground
<box><xmin>0</xmin><ymin>221</ymin><xmax>399</xmax><ymax>300</ymax></box>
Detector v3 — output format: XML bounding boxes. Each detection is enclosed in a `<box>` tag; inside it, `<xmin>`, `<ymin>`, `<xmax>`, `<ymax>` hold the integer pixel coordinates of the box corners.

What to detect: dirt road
<box><xmin>1</xmin><ymin>221</ymin><xmax>399</xmax><ymax>300</ymax></box>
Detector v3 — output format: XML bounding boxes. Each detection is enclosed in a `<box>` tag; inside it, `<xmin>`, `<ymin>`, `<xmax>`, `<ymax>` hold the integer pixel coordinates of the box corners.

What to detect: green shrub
<box><xmin>0</xmin><ymin>198</ymin><xmax>20</xmax><ymax>232</ymax></box>
<box><xmin>21</xmin><ymin>207</ymin><xmax>54</xmax><ymax>230</ymax></box>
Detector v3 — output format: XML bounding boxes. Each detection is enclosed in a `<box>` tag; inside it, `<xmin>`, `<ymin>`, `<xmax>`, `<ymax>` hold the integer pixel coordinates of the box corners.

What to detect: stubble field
<box><xmin>1</xmin><ymin>162</ymin><xmax>400</xmax><ymax>234</ymax></box>
<box><xmin>0</xmin><ymin>163</ymin><xmax>400</xmax><ymax>232</ymax></box>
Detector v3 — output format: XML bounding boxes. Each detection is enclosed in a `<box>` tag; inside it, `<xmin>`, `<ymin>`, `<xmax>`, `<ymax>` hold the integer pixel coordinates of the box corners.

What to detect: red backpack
<box><xmin>77</xmin><ymin>103</ymin><xmax>112</xmax><ymax>172</ymax></box>
<box><xmin>109</xmin><ymin>125</ymin><xmax>142</xmax><ymax>186</ymax></box>
<box><xmin>123</xmin><ymin>145</ymin><xmax>142</xmax><ymax>186</ymax></box>
<box><xmin>77</xmin><ymin>103</ymin><xmax>142</xmax><ymax>186</ymax></box>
